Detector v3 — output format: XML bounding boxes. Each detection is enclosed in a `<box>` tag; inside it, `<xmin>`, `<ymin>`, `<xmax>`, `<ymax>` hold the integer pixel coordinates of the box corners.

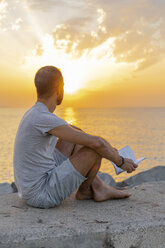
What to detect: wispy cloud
<box><xmin>23</xmin><ymin>0</ymin><xmax>66</xmax><ymax>11</ymax></box>
<box><xmin>0</xmin><ymin>0</ymin><xmax>8</xmax><ymax>32</ymax></box>
<box><xmin>11</xmin><ymin>17</ymin><xmax>23</xmax><ymax>31</ymax></box>
<box><xmin>0</xmin><ymin>0</ymin><xmax>8</xmax><ymax>20</ymax></box>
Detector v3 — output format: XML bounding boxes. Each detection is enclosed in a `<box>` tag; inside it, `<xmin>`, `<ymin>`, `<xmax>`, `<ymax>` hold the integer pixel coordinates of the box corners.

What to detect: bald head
<box><xmin>34</xmin><ymin>66</ymin><xmax>64</xmax><ymax>99</ymax></box>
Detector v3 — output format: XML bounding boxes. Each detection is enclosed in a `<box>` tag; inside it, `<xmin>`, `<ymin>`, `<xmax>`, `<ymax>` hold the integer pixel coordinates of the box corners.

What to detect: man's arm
<box><xmin>69</xmin><ymin>124</ymin><xmax>121</xmax><ymax>165</ymax></box>
<box><xmin>48</xmin><ymin>124</ymin><xmax>137</xmax><ymax>171</ymax></box>
<box><xmin>69</xmin><ymin>124</ymin><xmax>84</xmax><ymax>132</ymax></box>
<box><xmin>70</xmin><ymin>125</ymin><xmax>138</xmax><ymax>172</ymax></box>
<box><xmin>94</xmin><ymin>138</ymin><xmax>138</xmax><ymax>172</ymax></box>
<box><xmin>48</xmin><ymin>124</ymin><xmax>121</xmax><ymax>165</ymax></box>
<box><xmin>69</xmin><ymin>124</ymin><xmax>118</xmax><ymax>150</ymax></box>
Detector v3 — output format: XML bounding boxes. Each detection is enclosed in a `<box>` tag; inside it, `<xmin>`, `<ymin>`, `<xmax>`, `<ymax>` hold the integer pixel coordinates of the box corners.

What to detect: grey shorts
<box><xmin>26</xmin><ymin>148</ymin><xmax>87</xmax><ymax>209</ymax></box>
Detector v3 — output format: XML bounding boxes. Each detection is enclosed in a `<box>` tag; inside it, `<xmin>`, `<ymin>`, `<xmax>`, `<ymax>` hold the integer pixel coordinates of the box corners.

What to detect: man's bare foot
<box><xmin>75</xmin><ymin>187</ymin><xmax>93</xmax><ymax>200</ymax></box>
<box><xmin>93</xmin><ymin>184</ymin><xmax>131</xmax><ymax>202</ymax></box>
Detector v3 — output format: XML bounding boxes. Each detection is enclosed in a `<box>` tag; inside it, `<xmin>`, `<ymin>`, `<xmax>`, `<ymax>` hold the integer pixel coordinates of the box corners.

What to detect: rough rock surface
<box><xmin>0</xmin><ymin>166</ymin><xmax>165</xmax><ymax>247</ymax></box>
<box><xmin>0</xmin><ymin>181</ymin><xmax>165</xmax><ymax>248</ymax></box>
<box><xmin>0</xmin><ymin>183</ymin><xmax>13</xmax><ymax>195</ymax></box>
<box><xmin>116</xmin><ymin>165</ymin><xmax>165</xmax><ymax>188</ymax></box>
<box><xmin>97</xmin><ymin>170</ymin><xmax>117</xmax><ymax>187</ymax></box>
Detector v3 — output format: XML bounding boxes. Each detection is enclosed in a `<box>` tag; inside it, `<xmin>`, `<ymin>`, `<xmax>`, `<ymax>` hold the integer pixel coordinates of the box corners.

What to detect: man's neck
<box><xmin>37</xmin><ymin>98</ymin><xmax>57</xmax><ymax>113</ymax></box>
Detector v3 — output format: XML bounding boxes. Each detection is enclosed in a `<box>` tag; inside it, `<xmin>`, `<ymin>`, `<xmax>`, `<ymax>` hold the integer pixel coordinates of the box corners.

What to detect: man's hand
<box><xmin>112</xmin><ymin>146</ymin><xmax>138</xmax><ymax>173</ymax></box>
<box><xmin>119</xmin><ymin>158</ymin><xmax>138</xmax><ymax>173</ymax></box>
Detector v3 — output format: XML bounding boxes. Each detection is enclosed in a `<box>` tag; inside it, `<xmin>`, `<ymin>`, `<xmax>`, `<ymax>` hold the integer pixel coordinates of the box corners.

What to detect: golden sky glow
<box><xmin>0</xmin><ymin>0</ymin><xmax>165</xmax><ymax>108</ymax></box>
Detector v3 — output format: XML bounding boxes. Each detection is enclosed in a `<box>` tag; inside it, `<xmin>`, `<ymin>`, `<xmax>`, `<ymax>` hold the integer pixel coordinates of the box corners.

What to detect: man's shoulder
<box><xmin>22</xmin><ymin>106</ymin><xmax>37</xmax><ymax>120</ymax></box>
<box><xmin>19</xmin><ymin>104</ymin><xmax>67</xmax><ymax>132</ymax></box>
<box><xmin>19</xmin><ymin>105</ymin><xmax>39</xmax><ymax>128</ymax></box>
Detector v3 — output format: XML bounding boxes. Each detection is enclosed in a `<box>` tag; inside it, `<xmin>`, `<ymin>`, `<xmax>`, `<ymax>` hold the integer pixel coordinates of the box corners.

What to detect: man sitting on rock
<box><xmin>13</xmin><ymin>65</ymin><xmax>138</xmax><ymax>209</ymax></box>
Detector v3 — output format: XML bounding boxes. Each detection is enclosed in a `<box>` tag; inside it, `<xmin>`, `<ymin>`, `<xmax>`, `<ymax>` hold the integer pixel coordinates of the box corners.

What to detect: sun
<box><xmin>62</xmin><ymin>65</ymin><xmax>84</xmax><ymax>94</ymax></box>
<box><xmin>64</xmin><ymin>83</ymin><xmax>79</xmax><ymax>94</ymax></box>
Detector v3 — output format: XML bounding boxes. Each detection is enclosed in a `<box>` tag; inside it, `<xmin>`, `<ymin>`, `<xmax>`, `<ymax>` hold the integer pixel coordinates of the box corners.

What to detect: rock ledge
<box><xmin>0</xmin><ymin>180</ymin><xmax>165</xmax><ymax>248</ymax></box>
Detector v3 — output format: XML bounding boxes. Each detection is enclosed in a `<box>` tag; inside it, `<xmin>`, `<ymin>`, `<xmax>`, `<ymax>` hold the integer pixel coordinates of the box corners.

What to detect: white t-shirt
<box><xmin>13</xmin><ymin>101</ymin><xmax>68</xmax><ymax>200</ymax></box>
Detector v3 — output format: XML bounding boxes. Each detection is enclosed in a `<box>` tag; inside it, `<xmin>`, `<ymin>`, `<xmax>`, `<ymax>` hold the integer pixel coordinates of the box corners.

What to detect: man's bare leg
<box><xmin>69</xmin><ymin>146</ymin><xmax>131</xmax><ymax>201</ymax></box>
<box><xmin>67</xmin><ymin>143</ymin><xmax>129</xmax><ymax>199</ymax></box>
<box><xmin>73</xmin><ymin>149</ymin><xmax>131</xmax><ymax>201</ymax></box>
<box><xmin>75</xmin><ymin>157</ymin><xmax>102</xmax><ymax>200</ymax></box>
<box><xmin>55</xmin><ymin>138</ymin><xmax>76</xmax><ymax>157</ymax></box>
<box><xmin>56</xmin><ymin>137</ymin><xmax>131</xmax><ymax>201</ymax></box>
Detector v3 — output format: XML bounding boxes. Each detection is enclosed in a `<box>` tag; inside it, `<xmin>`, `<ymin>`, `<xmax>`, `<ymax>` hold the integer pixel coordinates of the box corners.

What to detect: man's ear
<box><xmin>56</xmin><ymin>86</ymin><xmax>60</xmax><ymax>96</ymax></box>
<box><xmin>57</xmin><ymin>84</ymin><xmax>63</xmax><ymax>95</ymax></box>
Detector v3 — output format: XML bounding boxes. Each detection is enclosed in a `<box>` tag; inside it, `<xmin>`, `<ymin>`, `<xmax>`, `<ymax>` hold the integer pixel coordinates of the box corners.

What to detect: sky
<box><xmin>0</xmin><ymin>0</ymin><xmax>165</xmax><ymax>108</ymax></box>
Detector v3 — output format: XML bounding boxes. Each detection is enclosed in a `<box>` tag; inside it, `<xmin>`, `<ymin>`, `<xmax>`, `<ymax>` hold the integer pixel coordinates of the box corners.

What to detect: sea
<box><xmin>0</xmin><ymin>106</ymin><xmax>164</xmax><ymax>183</ymax></box>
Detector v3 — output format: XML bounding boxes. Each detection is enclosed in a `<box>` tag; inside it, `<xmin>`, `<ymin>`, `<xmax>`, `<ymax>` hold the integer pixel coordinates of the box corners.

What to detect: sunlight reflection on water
<box><xmin>64</xmin><ymin>107</ymin><xmax>77</xmax><ymax>124</ymax></box>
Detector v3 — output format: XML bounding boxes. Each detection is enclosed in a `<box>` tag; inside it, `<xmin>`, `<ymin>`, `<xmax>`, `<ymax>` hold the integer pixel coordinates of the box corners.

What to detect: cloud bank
<box><xmin>1</xmin><ymin>0</ymin><xmax>165</xmax><ymax>72</ymax></box>
<box><xmin>33</xmin><ymin>0</ymin><xmax>165</xmax><ymax>71</ymax></box>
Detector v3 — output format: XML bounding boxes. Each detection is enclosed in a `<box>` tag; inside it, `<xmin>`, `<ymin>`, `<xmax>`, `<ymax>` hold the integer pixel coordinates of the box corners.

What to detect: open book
<box><xmin>111</xmin><ymin>145</ymin><xmax>147</xmax><ymax>175</ymax></box>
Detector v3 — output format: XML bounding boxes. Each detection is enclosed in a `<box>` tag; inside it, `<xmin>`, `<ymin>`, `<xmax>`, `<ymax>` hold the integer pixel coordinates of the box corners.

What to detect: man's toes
<box><xmin>124</xmin><ymin>192</ymin><xmax>132</xmax><ymax>198</ymax></box>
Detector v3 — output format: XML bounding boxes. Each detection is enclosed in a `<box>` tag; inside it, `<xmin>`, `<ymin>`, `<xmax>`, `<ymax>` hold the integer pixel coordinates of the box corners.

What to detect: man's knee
<box><xmin>69</xmin><ymin>146</ymin><xmax>101</xmax><ymax>177</ymax></box>
<box><xmin>70</xmin><ymin>146</ymin><xmax>100</xmax><ymax>163</ymax></box>
<box><xmin>72</xmin><ymin>144</ymin><xmax>84</xmax><ymax>154</ymax></box>
<box><xmin>82</xmin><ymin>145</ymin><xmax>101</xmax><ymax>160</ymax></box>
